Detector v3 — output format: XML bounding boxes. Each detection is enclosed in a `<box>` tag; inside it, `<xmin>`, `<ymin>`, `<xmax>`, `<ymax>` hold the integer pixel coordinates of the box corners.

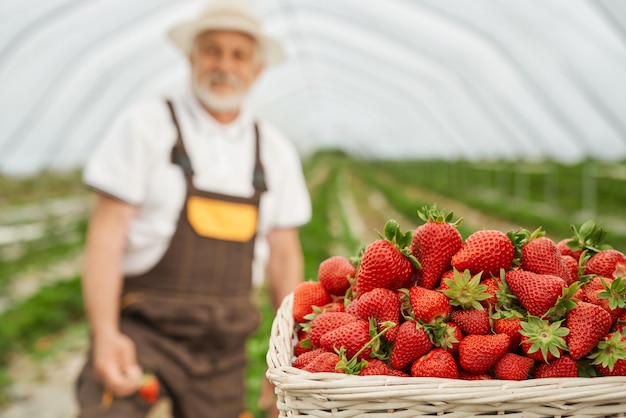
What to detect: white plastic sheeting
<box><xmin>1</xmin><ymin>0</ymin><xmax>625</xmax><ymax>176</ymax></box>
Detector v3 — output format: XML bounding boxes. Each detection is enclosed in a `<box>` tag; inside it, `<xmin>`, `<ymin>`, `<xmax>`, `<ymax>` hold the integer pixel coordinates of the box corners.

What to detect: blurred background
<box><xmin>1</xmin><ymin>0</ymin><xmax>626</xmax><ymax>417</ymax></box>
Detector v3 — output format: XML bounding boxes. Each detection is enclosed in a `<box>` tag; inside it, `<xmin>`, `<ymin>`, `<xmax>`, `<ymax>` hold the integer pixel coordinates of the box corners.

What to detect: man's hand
<box><xmin>93</xmin><ymin>331</ymin><xmax>143</xmax><ymax>397</ymax></box>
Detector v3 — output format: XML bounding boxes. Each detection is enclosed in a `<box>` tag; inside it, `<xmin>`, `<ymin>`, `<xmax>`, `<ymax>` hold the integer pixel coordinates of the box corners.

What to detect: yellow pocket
<box><xmin>187</xmin><ymin>196</ymin><xmax>258</xmax><ymax>242</ymax></box>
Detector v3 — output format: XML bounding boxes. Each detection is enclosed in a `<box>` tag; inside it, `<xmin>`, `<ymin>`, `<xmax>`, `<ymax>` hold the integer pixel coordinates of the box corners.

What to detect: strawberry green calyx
<box><xmin>514</xmin><ymin>226</ymin><xmax>545</xmax><ymax>262</ymax></box>
<box><xmin>379</xmin><ymin>219</ymin><xmax>421</xmax><ymax>269</ymax></box>
<box><xmin>519</xmin><ymin>316</ymin><xmax>569</xmax><ymax>363</ymax></box>
<box><xmin>507</xmin><ymin>228</ymin><xmax>529</xmax><ymax>268</ymax></box>
<box><xmin>398</xmin><ymin>288</ymin><xmax>414</xmax><ymax>321</ymax></box>
<box><xmin>588</xmin><ymin>332</ymin><xmax>626</xmax><ymax>371</ymax></box>
<box><xmin>598</xmin><ymin>277</ymin><xmax>626</xmax><ymax>311</ymax></box>
<box><xmin>525</xmin><ymin>226</ymin><xmax>547</xmax><ymax>243</ymax></box>
<box><xmin>543</xmin><ymin>281</ymin><xmax>581</xmax><ymax>322</ymax></box>
<box><xmin>334</xmin><ymin>347</ymin><xmax>366</xmax><ymax>374</ymax></box>
<box><xmin>568</xmin><ymin>219</ymin><xmax>609</xmax><ymax>255</ymax></box>
<box><xmin>496</xmin><ymin>269</ymin><xmax>523</xmax><ymax>313</ymax></box>
<box><xmin>417</xmin><ymin>204</ymin><xmax>463</xmax><ymax>227</ymax></box>
<box><xmin>424</xmin><ymin>322</ymin><xmax>460</xmax><ymax>350</ymax></box>
<box><xmin>302</xmin><ymin>304</ymin><xmax>332</xmax><ymax>323</ymax></box>
<box><xmin>442</xmin><ymin>268</ymin><xmax>490</xmax><ymax>310</ymax></box>
<box><xmin>491</xmin><ymin>304</ymin><xmax>525</xmax><ymax>320</ymax></box>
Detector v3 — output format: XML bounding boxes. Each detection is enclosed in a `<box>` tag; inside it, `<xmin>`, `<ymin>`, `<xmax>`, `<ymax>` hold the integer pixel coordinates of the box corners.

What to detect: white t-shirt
<box><xmin>83</xmin><ymin>88</ymin><xmax>312</xmax><ymax>287</ymax></box>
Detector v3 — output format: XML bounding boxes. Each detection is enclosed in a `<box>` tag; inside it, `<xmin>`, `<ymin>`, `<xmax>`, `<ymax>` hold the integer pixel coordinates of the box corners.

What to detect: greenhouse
<box><xmin>1</xmin><ymin>1</ymin><xmax>626</xmax><ymax>417</ymax></box>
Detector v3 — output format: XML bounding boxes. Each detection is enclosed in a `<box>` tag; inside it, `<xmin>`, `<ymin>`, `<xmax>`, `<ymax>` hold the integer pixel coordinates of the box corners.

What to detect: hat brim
<box><xmin>167</xmin><ymin>17</ymin><xmax>285</xmax><ymax>67</ymax></box>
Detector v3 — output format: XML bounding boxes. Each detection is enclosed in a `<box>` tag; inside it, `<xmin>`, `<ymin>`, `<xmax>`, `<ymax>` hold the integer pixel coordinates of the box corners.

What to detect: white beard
<box><xmin>192</xmin><ymin>71</ymin><xmax>247</xmax><ymax>113</ymax></box>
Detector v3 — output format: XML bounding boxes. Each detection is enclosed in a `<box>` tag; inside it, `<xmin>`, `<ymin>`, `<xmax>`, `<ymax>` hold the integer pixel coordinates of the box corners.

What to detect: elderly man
<box><xmin>75</xmin><ymin>2</ymin><xmax>311</xmax><ymax>417</ymax></box>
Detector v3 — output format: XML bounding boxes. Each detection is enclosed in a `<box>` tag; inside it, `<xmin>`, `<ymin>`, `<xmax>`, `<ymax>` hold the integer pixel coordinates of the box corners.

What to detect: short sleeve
<box><xmin>83</xmin><ymin>101</ymin><xmax>165</xmax><ymax>206</ymax></box>
<box><xmin>265</xmin><ymin>131</ymin><xmax>312</xmax><ymax>229</ymax></box>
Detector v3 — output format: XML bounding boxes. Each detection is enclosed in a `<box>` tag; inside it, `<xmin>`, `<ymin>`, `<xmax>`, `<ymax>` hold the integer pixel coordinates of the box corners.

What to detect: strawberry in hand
<box><xmin>137</xmin><ymin>373</ymin><xmax>160</xmax><ymax>404</ymax></box>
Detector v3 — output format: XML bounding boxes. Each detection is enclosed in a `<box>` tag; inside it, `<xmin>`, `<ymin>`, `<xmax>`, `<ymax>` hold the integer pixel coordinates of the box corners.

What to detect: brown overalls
<box><xmin>76</xmin><ymin>100</ymin><xmax>265</xmax><ymax>418</ymax></box>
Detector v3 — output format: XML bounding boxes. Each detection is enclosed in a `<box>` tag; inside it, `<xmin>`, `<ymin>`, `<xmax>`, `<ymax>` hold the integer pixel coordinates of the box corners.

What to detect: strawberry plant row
<box><xmin>368</xmin><ymin>157</ymin><xmax>626</xmax><ymax>223</ymax></box>
<box><xmin>353</xmin><ymin>157</ymin><xmax>626</xmax><ymax>251</ymax></box>
<box><xmin>0</xmin><ymin>217</ymin><xmax>87</xmax><ymax>289</ymax></box>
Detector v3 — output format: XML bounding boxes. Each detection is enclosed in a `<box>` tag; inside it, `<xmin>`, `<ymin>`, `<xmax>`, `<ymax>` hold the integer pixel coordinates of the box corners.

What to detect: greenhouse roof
<box><xmin>1</xmin><ymin>0</ymin><xmax>626</xmax><ymax>175</ymax></box>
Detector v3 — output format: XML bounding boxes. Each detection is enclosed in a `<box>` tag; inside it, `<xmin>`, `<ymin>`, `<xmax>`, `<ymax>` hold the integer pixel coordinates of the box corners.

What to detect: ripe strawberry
<box><xmin>404</xmin><ymin>286</ymin><xmax>452</xmax><ymax>324</ymax></box>
<box><xmin>294</xmin><ymin>328</ymin><xmax>313</xmax><ymax>356</ymax></box>
<box><xmin>616</xmin><ymin>311</ymin><xmax>626</xmax><ymax>334</ymax></box>
<box><xmin>389</xmin><ymin>369</ymin><xmax>410</xmax><ymax>377</ymax></box>
<box><xmin>493</xmin><ymin>316</ymin><xmax>523</xmax><ymax>353</ymax></box>
<box><xmin>566</xmin><ymin>301</ymin><xmax>612</xmax><ymax>359</ymax></box>
<box><xmin>533</xmin><ymin>354</ymin><xmax>579</xmax><ymax>378</ymax></box>
<box><xmin>319</xmin><ymin>301</ymin><xmax>345</xmax><ymax>313</ymax></box>
<box><xmin>318</xmin><ymin>255</ymin><xmax>356</xmax><ymax>296</ymax></box>
<box><xmin>520</xmin><ymin>230</ymin><xmax>570</xmax><ymax>282</ymax></box>
<box><xmin>580</xmin><ymin>276</ymin><xmax>625</xmax><ymax>320</ymax></box>
<box><xmin>390</xmin><ymin>320</ymin><xmax>433</xmax><ymax>371</ymax></box>
<box><xmin>410</xmin><ymin>348</ymin><xmax>459</xmax><ymax>379</ymax></box>
<box><xmin>307</xmin><ymin>311</ymin><xmax>359</xmax><ymax>348</ymax></box>
<box><xmin>436</xmin><ymin>270</ymin><xmax>454</xmax><ymax>293</ymax></box>
<box><xmin>450</xmin><ymin>308</ymin><xmax>491</xmax><ymax>335</ymax></box>
<box><xmin>480</xmin><ymin>276</ymin><xmax>501</xmax><ymax>309</ymax></box>
<box><xmin>356</xmin><ymin>288</ymin><xmax>400</xmax><ymax>342</ymax></box>
<box><xmin>451</xmin><ymin>229</ymin><xmax>515</xmax><ymax>277</ymax></box>
<box><xmin>493</xmin><ymin>353</ymin><xmax>534</xmax><ymax>380</ymax></box>
<box><xmin>504</xmin><ymin>270</ymin><xmax>565</xmax><ymax>317</ymax></box>
<box><xmin>345</xmin><ymin>298</ymin><xmax>359</xmax><ymax>316</ymax></box>
<box><xmin>293</xmin><ymin>348</ymin><xmax>328</xmax><ymax>369</ymax></box>
<box><xmin>584</xmin><ymin>249</ymin><xmax>626</xmax><ymax>279</ymax></box>
<box><xmin>359</xmin><ymin>359</ymin><xmax>392</xmax><ymax>376</ymax></box>
<box><xmin>137</xmin><ymin>374</ymin><xmax>159</xmax><ymax>404</ymax></box>
<box><xmin>458</xmin><ymin>333</ymin><xmax>510</xmax><ymax>375</ymax></box>
<box><xmin>589</xmin><ymin>332</ymin><xmax>626</xmax><ymax>377</ymax></box>
<box><xmin>292</xmin><ymin>281</ymin><xmax>331</xmax><ymax>324</ymax></box>
<box><xmin>319</xmin><ymin>319</ymin><xmax>372</xmax><ymax>360</ymax></box>
<box><xmin>557</xmin><ymin>238</ymin><xmax>583</xmax><ymax>261</ymax></box>
<box><xmin>561</xmin><ymin>255</ymin><xmax>579</xmax><ymax>285</ymax></box>
<box><xmin>302</xmin><ymin>351</ymin><xmax>342</xmax><ymax>373</ymax></box>
<box><xmin>355</xmin><ymin>220</ymin><xmax>419</xmax><ymax>296</ymax></box>
<box><xmin>459</xmin><ymin>371</ymin><xmax>492</xmax><ymax>380</ymax></box>
<box><xmin>410</xmin><ymin>205</ymin><xmax>463</xmax><ymax>289</ymax></box>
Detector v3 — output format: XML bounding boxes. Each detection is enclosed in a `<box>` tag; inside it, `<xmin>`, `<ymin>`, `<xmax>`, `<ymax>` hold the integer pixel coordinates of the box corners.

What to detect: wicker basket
<box><xmin>266</xmin><ymin>293</ymin><xmax>626</xmax><ymax>418</ymax></box>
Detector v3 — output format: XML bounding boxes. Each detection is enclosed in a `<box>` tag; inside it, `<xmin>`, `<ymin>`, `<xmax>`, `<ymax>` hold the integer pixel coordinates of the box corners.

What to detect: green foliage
<box><xmin>0</xmin><ymin>277</ymin><xmax>84</xmax><ymax>399</ymax></box>
<box><xmin>355</xmin><ymin>157</ymin><xmax>626</xmax><ymax>249</ymax></box>
<box><xmin>0</xmin><ymin>218</ymin><xmax>87</xmax><ymax>288</ymax></box>
<box><xmin>0</xmin><ymin>170</ymin><xmax>84</xmax><ymax>205</ymax></box>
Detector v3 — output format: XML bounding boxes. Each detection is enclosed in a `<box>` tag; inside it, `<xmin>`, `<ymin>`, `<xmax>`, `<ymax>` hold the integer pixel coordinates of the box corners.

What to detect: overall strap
<box><xmin>166</xmin><ymin>98</ymin><xmax>267</xmax><ymax>193</ymax></box>
<box><xmin>252</xmin><ymin>123</ymin><xmax>268</xmax><ymax>193</ymax></box>
<box><xmin>166</xmin><ymin>99</ymin><xmax>194</xmax><ymax>178</ymax></box>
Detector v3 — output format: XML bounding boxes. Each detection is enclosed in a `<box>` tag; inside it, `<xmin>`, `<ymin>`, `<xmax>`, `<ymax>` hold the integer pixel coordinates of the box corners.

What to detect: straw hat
<box><xmin>167</xmin><ymin>1</ymin><xmax>285</xmax><ymax>66</ymax></box>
